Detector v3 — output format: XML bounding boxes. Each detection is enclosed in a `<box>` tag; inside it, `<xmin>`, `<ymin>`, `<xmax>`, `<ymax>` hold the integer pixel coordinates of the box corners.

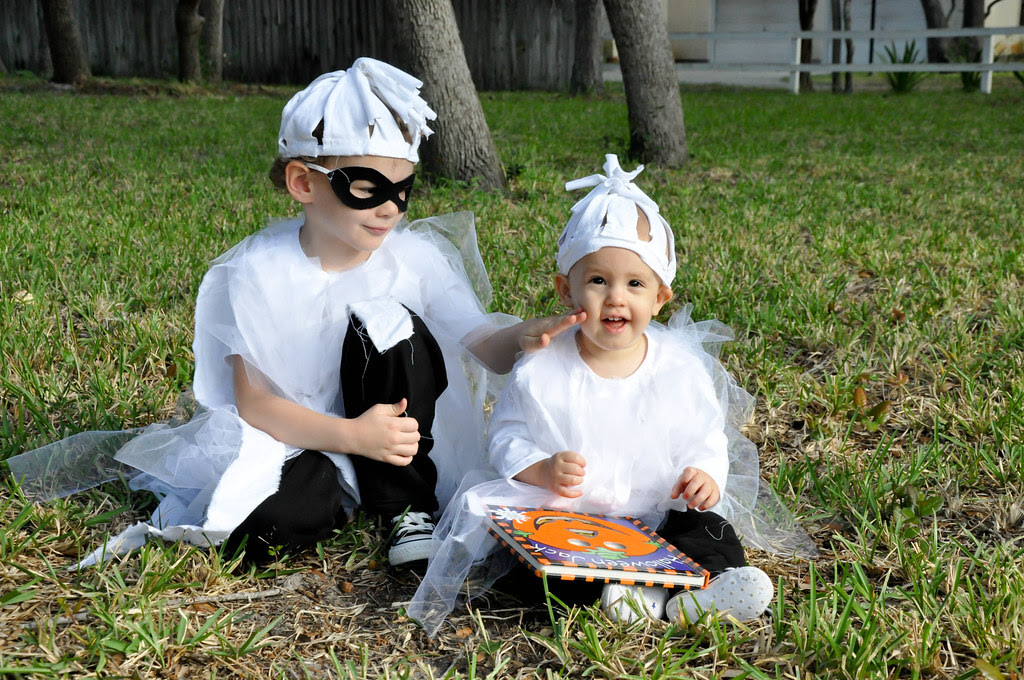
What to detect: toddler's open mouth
<box><xmin>602</xmin><ymin>317</ymin><xmax>628</xmax><ymax>332</ymax></box>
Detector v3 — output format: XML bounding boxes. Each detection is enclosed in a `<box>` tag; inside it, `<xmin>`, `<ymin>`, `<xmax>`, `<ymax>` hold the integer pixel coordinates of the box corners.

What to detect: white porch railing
<box><xmin>661</xmin><ymin>27</ymin><xmax>1023</xmax><ymax>94</ymax></box>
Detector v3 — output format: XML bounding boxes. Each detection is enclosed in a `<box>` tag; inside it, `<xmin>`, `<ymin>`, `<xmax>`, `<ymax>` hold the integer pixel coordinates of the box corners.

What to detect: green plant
<box><xmin>951</xmin><ymin>39</ymin><xmax>983</xmax><ymax>92</ymax></box>
<box><xmin>880</xmin><ymin>40</ymin><xmax>928</xmax><ymax>93</ymax></box>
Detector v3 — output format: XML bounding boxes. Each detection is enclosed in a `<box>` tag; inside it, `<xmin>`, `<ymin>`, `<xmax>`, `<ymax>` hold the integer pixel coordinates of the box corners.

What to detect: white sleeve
<box><xmin>487</xmin><ymin>370</ymin><xmax>552</xmax><ymax>480</ymax></box>
<box><xmin>671</xmin><ymin>360</ymin><xmax>730</xmax><ymax>497</ymax></box>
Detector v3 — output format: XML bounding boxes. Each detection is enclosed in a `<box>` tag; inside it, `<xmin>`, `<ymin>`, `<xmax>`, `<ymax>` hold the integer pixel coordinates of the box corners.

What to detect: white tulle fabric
<box><xmin>8</xmin><ymin>212</ymin><xmax>514</xmax><ymax>567</ymax></box>
<box><xmin>407</xmin><ymin>307</ymin><xmax>817</xmax><ymax>637</ymax></box>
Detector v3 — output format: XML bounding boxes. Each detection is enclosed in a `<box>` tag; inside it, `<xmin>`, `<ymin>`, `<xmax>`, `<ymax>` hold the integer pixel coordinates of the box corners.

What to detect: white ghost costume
<box><xmin>9</xmin><ymin>212</ymin><xmax>514</xmax><ymax>567</ymax></box>
<box><xmin>407</xmin><ymin>308</ymin><xmax>817</xmax><ymax>636</ymax></box>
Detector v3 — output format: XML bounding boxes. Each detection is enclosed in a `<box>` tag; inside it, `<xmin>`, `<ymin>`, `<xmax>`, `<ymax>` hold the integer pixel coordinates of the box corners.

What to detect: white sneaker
<box><xmin>387</xmin><ymin>511</ymin><xmax>435</xmax><ymax>566</ymax></box>
<box><xmin>666</xmin><ymin>566</ymin><xmax>774</xmax><ymax>623</ymax></box>
<box><xmin>601</xmin><ymin>583</ymin><xmax>669</xmax><ymax>623</ymax></box>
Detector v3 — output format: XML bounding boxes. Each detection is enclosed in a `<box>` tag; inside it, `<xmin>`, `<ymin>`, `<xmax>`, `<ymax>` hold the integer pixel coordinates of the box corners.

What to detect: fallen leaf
<box><xmin>974</xmin><ymin>659</ymin><xmax>1006</xmax><ymax>680</ymax></box>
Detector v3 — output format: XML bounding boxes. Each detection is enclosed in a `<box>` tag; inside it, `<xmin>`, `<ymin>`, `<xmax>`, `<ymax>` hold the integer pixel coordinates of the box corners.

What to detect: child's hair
<box><xmin>558</xmin><ymin>154</ymin><xmax>677</xmax><ymax>287</ymax></box>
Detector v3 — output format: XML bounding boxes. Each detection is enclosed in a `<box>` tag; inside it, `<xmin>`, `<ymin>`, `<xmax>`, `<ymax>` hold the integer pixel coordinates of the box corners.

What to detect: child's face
<box><xmin>555</xmin><ymin>246</ymin><xmax>672</xmax><ymax>363</ymax></box>
<box><xmin>295</xmin><ymin>154</ymin><xmax>415</xmax><ymax>269</ymax></box>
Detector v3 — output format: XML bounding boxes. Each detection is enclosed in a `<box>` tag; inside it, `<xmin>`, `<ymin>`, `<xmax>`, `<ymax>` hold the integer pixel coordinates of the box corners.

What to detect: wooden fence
<box><xmin>0</xmin><ymin>0</ymin><xmax>579</xmax><ymax>90</ymax></box>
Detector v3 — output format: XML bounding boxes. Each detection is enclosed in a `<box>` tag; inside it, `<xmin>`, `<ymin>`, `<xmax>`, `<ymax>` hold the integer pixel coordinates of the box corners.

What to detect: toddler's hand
<box><xmin>520</xmin><ymin>309</ymin><xmax>588</xmax><ymax>353</ymax></box>
<box><xmin>543</xmin><ymin>451</ymin><xmax>586</xmax><ymax>498</ymax></box>
<box><xmin>671</xmin><ymin>467</ymin><xmax>720</xmax><ymax>510</ymax></box>
<box><xmin>349</xmin><ymin>398</ymin><xmax>420</xmax><ymax>466</ymax></box>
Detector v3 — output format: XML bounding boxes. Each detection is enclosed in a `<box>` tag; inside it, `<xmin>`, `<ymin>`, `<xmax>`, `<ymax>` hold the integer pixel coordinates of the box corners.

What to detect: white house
<box><xmin>658</xmin><ymin>0</ymin><xmax>1023</xmax><ymax>65</ymax></box>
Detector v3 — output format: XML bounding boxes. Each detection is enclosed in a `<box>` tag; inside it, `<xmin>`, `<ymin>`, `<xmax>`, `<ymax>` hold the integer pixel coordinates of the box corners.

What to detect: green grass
<box><xmin>1</xmin><ymin>72</ymin><xmax>1023</xmax><ymax>678</ymax></box>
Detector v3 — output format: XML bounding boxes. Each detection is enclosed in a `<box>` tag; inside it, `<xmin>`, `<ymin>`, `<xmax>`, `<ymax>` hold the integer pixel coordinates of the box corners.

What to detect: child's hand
<box><xmin>545</xmin><ymin>451</ymin><xmax>587</xmax><ymax>497</ymax></box>
<box><xmin>520</xmin><ymin>309</ymin><xmax>588</xmax><ymax>353</ymax></box>
<box><xmin>671</xmin><ymin>466</ymin><xmax>720</xmax><ymax>510</ymax></box>
<box><xmin>348</xmin><ymin>398</ymin><xmax>421</xmax><ymax>465</ymax></box>
<box><xmin>514</xmin><ymin>451</ymin><xmax>586</xmax><ymax>497</ymax></box>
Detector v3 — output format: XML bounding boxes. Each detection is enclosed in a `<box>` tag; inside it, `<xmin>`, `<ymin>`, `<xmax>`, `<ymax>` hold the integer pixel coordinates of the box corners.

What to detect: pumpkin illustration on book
<box><xmin>486</xmin><ymin>506</ymin><xmax>709</xmax><ymax>587</ymax></box>
<box><xmin>510</xmin><ymin>508</ymin><xmax>661</xmax><ymax>559</ymax></box>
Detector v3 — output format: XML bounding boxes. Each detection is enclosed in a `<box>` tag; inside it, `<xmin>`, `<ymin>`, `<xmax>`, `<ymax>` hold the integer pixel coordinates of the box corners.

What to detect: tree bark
<box><xmin>830</xmin><ymin>0</ymin><xmax>842</xmax><ymax>92</ymax></box>
<box><xmin>176</xmin><ymin>0</ymin><xmax>204</xmax><ymax>83</ymax></box>
<box><xmin>39</xmin><ymin>0</ymin><xmax>91</xmax><ymax>85</ymax></box>
<box><xmin>602</xmin><ymin>0</ymin><xmax>687</xmax><ymax>166</ymax></box>
<box><xmin>919</xmin><ymin>0</ymin><xmax>954</xmax><ymax>63</ymax></box>
<box><xmin>201</xmin><ymin>0</ymin><xmax>225</xmax><ymax>83</ymax></box>
<box><xmin>384</xmin><ymin>0</ymin><xmax>505</xmax><ymax>190</ymax></box>
<box><xmin>0</xmin><ymin>53</ymin><xmax>6</xmax><ymax>74</ymax></box>
<box><xmin>961</xmin><ymin>0</ymin><xmax>985</xmax><ymax>60</ymax></box>
<box><xmin>570</xmin><ymin>0</ymin><xmax>605</xmax><ymax>95</ymax></box>
<box><xmin>843</xmin><ymin>0</ymin><xmax>853</xmax><ymax>92</ymax></box>
<box><xmin>798</xmin><ymin>0</ymin><xmax>818</xmax><ymax>92</ymax></box>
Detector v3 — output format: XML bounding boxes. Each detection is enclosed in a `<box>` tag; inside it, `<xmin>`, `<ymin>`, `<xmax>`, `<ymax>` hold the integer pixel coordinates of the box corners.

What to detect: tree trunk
<box><xmin>843</xmin><ymin>0</ymin><xmax>853</xmax><ymax>92</ymax></box>
<box><xmin>830</xmin><ymin>0</ymin><xmax>841</xmax><ymax>92</ymax></box>
<box><xmin>0</xmin><ymin>53</ymin><xmax>6</xmax><ymax>74</ymax></box>
<box><xmin>570</xmin><ymin>0</ymin><xmax>605</xmax><ymax>95</ymax></box>
<box><xmin>201</xmin><ymin>0</ymin><xmax>225</xmax><ymax>83</ymax></box>
<box><xmin>384</xmin><ymin>0</ymin><xmax>505</xmax><ymax>190</ymax></box>
<box><xmin>961</xmin><ymin>0</ymin><xmax>985</xmax><ymax>60</ymax></box>
<box><xmin>919</xmin><ymin>0</ymin><xmax>953</xmax><ymax>62</ymax></box>
<box><xmin>176</xmin><ymin>0</ymin><xmax>204</xmax><ymax>83</ymax></box>
<box><xmin>602</xmin><ymin>0</ymin><xmax>687</xmax><ymax>166</ymax></box>
<box><xmin>798</xmin><ymin>0</ymin><xmax>818</xmax><ymax>92</ymax></box>
<box><xmin>39</xmin><ymin>0</ymin><xmax>91</xmax><ymax>85</ymax></box>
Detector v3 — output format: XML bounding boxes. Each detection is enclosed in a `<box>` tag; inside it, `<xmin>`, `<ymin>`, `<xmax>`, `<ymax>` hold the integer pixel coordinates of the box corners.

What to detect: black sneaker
<box><xmin>387</xmin><ymin>511</ymin><xmax>435</xmax><ymax>566</ymax></box>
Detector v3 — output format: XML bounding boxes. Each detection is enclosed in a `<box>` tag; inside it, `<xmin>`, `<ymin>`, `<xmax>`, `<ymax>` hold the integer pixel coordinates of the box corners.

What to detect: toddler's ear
<box><xmin>654</xmin><ymin>284</ymin><xmax>674</xmax><ymax>313</ymax></box>
<box><xmin>284</xmin><ymin>161</ymin><xmax>316</xmax><ymax>204</ymax></box>
<box><xmin>554</xmin><ymin>273</ymin><xmax>574</xmax><ymax>307</ymax></box>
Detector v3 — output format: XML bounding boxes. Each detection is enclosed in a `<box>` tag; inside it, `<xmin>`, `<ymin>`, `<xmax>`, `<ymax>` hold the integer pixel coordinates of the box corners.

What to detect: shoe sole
<box><xmin>667</xmin><ymin>567</ymin><xmax>773</xmax><ymax>623</ymax></box>
<box><xmin>388</xmin><ymin>536</ymin><xmax>433</xmax><ymax>566</ymax></box>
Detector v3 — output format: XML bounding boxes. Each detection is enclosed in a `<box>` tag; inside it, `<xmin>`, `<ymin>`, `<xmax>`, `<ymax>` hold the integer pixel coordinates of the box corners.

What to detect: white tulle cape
<box><xmin>8</xmin><ymin>212</ymin><xmax>514</xmax><ymax>567</ymax></box>
<box><xmin>407</xmin><ymin>308</ymin><xmax>818</xmax><ymax>637</ymax></box>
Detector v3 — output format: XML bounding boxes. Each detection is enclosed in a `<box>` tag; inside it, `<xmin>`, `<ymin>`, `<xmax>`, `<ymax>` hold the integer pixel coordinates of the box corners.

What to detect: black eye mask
<box><xmin>306</xmin><ymin>164</ymin><xmax>415</xmax><ymax>212</ymax></box>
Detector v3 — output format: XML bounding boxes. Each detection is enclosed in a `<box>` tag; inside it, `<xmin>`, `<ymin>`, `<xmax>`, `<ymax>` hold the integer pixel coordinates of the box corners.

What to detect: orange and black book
<box><xmin>485</xmin><ymin>505</ymin><xmax>709</xmax><ymax>589</ymax></box>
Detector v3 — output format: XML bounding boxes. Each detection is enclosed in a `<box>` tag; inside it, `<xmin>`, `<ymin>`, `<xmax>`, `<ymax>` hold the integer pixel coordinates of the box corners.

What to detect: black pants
<box><xmin>497</xmin><ymin>509</ymin><xmax>746</xmax><ymax>606</ymax></box>
<box><xmin>222</xmin><ymin>449</ymin><xmax>348</xmax><ymax>563</ymax></box>
<box><xmin>224</xmin><ymin>309</ymin><xmax>448</xmax><ymax>563</ymax></box>
<box><xmin>342</xmin><ymin>310</ymin><xmax>448</xmax><ymax>518</ymax></box>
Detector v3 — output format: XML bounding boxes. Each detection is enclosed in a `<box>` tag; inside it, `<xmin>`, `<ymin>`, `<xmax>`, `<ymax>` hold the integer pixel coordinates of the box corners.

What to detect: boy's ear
<box><xmin>284</xmin><ymin>161</ymin><xmax>316</xmax><ymax>204</ymax></box>
<box><xmin>653</xmin><ymin>285</ymin><xmax>674</xmax><ymax>313</ymax></box>
<box><xmin>554</xmin><ymin>273</ymin><xmax>574</xmax><ymax>307</ymax></box>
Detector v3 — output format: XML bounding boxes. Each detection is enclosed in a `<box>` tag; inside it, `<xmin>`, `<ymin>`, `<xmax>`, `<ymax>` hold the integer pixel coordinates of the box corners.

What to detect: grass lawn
<box><xmin>1</xmin><ymin>72</ymin><xmax>1023</xmax><ymax>678</ymax></box>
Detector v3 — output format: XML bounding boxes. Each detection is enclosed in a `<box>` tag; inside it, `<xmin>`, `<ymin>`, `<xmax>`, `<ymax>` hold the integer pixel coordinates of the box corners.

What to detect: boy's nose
<box><xmin>375</xmin><ymin>199</ymin><xmax>402</xmax><ymax>217</ymax></box>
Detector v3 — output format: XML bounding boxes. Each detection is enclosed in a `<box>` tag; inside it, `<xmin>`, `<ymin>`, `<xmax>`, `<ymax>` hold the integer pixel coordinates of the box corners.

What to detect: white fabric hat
<box><xmin>277</xmin><ymin>57</ymin><xmax>437</xmax><ymax>163</ymax></box>
<box><xmin>557</xmin><ymin>154</ymin><xmax>677</xmax><ymax>287</ymax></box>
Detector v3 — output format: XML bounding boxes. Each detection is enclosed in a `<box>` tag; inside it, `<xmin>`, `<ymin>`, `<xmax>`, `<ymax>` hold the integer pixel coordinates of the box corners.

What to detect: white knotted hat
<box><xmin>557</xmin><ymin>154</ymin><xmax>677</xmax><ymax>287</ymax></box>
<box><xmin>277</xmin><ymin>57</ymin><xmax>437</xmax><ymax>163</ymax></box>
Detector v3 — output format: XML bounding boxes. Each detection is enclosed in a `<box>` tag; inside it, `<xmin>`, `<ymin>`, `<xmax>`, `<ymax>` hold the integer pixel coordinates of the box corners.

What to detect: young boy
<box><xmin>409</xmin><ymin>155</ymin><xmax>778</xmax><ymax>634</ymax></box>
<box><xmin>10</xmin><ymin>58</ymin><xmax>577</xmax><ymax>569</ymax></box>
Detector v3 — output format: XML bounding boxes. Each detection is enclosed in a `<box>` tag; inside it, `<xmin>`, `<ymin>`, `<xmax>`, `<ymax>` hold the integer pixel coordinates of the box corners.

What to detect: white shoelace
<box><xmin>393</xmin><ymin>511</ymin><xmax>434</xmax><ymax>537</ymax></box>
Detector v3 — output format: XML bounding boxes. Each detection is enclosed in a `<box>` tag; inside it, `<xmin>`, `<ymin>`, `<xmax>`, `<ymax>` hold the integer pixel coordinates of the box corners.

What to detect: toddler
<box><xmin>409</xmin><ymin>155</ymin><xmax>815</xmax><ymax>635</ymax></box>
